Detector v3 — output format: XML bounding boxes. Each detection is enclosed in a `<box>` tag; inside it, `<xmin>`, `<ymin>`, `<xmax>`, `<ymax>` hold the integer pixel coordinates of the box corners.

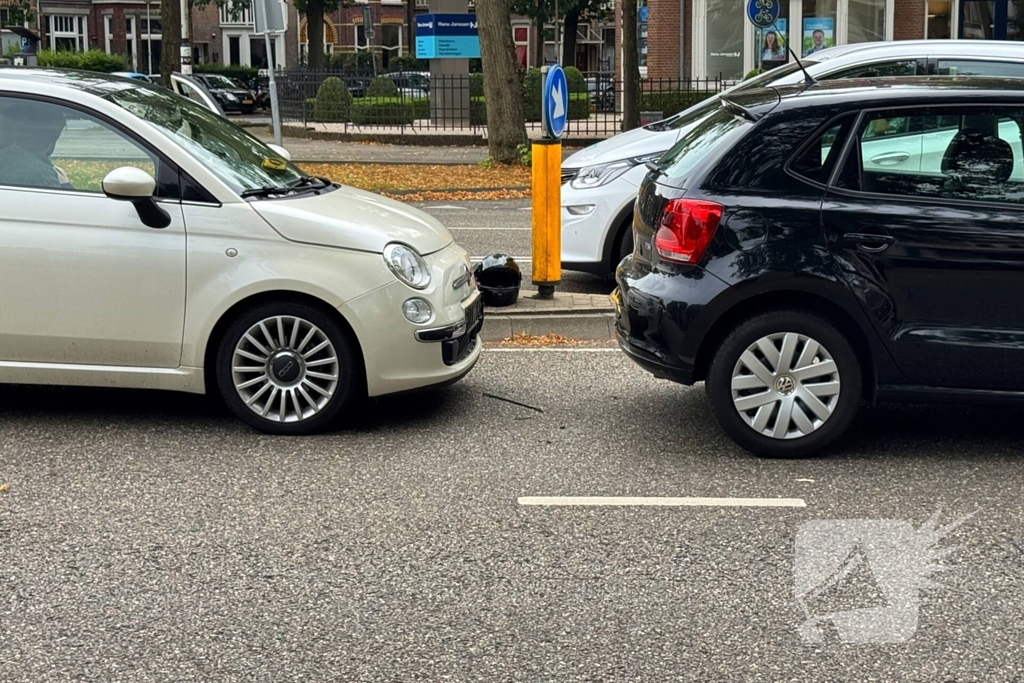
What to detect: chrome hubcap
<box><xmin>730</xmin><ymin>332</ymin><xmax>841</xmax><ymax>440</ymax></box>
<box><xmin>232</xmin><ymin>316</ymin><xmax>339</xmax><ymax>423</ymax></box>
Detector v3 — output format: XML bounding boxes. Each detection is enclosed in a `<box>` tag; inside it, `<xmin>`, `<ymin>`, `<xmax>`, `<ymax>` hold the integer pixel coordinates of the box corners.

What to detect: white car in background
<box><xmin>561</xmin><ymin>39</ymin><xmax>1024</xmax><ymax>277</ymax></box>
<box><xmin>0</xmin><ymin>69</ymin><xmax>482</xmax><ymax>434</ymax></box>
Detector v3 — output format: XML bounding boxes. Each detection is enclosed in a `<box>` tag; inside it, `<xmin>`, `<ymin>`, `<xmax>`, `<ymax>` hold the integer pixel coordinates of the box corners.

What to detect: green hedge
<box><xmin>411</xmin><ymin>97</ymin><xmax>430</xmax><ymax>120</ymax></box>
<box><xmin>471</xmin><ymin>96</ymin><xmax>487</xmax><ymax>126</ymax></box>
<box><xmin>640</xmin><ymin>90</ymin><xmax>716</xmax><ymax>118</ymax></box>
<box><xmin>350</xmin><ymin>97</ymin><xmax>414</xmax><ymax>125</ymax></box>
<box><xmin>564</xmin><ymin>66</ymin><xmax>587</xmax><ymax>94</ymax></box>
<box><xmin>37</xmin><ymin>49</ymin><xmax>127</xmax><ymax>73</ymax></box>
<box><xmin>312</xmin><ymin>76</ymin><xmax>352</xmax><ymax>122</ymax></box>
<box><xmin>470</xmin><ymin>72</ymin><xmax>484</xmax><ymax>98</ymax></box>
<box><xmin>367</xmin><ymin>75</ymin><xmax>400</xmax><ymax>98</ymax></box>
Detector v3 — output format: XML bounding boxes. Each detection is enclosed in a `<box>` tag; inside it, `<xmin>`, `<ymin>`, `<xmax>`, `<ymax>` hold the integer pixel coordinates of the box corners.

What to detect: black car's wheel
<box><xmin>705</xmin><ymin>309</ymin><xmax>862</xmax><ymax>458</ymax></box>
<box><xmin>215</xmin><ymin>301</ymin><xmax>361</xmax><ymax>435</ymax></box>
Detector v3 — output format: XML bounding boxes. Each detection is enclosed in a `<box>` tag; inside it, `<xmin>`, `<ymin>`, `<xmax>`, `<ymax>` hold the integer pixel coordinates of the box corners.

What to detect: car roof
<box><xmin>808</xmin><ymin>39</ymin><xmax>1024</xmax><ymax>63</ymax></box>
<box><xmin>729</xmin><ymin>76</ymin><xmax>1024</xmax><ymax>116</ymax></box>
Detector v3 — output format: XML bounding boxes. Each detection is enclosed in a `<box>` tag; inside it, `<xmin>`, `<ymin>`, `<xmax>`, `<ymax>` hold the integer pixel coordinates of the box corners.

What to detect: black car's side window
<box><xmin>790</xmin><ymin>115</ymin><xmax>856</xmax><ymax>185</ymax></box>
<box><xmin>836</xmin><ymin>106</ymin><xmax>1024</xmax><ymax>205</ymax></box>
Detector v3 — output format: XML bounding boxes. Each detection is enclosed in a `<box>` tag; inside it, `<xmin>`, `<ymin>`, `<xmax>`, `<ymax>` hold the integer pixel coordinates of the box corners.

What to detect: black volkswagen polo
<box><xmin>614</xmin><ymin>77</ymin><xmax>1024</xmax><ymax>458</ymax></box>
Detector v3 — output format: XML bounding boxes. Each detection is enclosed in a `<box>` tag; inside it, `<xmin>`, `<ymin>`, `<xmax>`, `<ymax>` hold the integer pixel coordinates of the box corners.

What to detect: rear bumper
<box><xmin>612</xmin><ymin>256</ymin><xmax>731</xmax><ymax>385</ymax></box>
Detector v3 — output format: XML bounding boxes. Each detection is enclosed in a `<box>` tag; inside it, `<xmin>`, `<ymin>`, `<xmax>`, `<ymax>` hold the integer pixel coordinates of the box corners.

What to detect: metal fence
<box><xmin>277</xmin><ymin>70</ymin><xmax>728</xmax><ymax>140</ymax></box>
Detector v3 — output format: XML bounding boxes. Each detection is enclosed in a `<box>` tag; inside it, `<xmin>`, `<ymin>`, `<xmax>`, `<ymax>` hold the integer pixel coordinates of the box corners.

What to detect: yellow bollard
<box><xmin>531</xmin><ymin>139</ymin><xmax>561</xmax><ymax>299</ymax></box>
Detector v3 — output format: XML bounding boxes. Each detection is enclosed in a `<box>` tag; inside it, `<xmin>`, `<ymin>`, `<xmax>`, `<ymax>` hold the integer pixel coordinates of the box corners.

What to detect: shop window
<box><xmin>847</xmin><ymin>0</ymin><xmax>887</xmax><ymax>44</ymax></box>
<box><xmin>801</xmin><ymin>0</ymin><xmax>837</xmax><ymax>56</ymax></box>
<box><xmin>706</xmin><ymin>0</ymin><xmax>745</xmax><ymax>79</ymax></box>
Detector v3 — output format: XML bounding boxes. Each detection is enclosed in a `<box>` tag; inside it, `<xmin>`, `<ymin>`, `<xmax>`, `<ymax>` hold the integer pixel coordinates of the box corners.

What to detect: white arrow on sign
<box><xmin>552</xmin><ymin>82</ymin><xmax>565</xmax><ymax>119</ymax></box>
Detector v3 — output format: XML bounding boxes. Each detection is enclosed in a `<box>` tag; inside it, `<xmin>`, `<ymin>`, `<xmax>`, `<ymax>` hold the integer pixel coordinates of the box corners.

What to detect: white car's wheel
<box><xmin>215</xmin><ymin>301</ymin><xmax>360</xmax><ymax>434</ymax></box>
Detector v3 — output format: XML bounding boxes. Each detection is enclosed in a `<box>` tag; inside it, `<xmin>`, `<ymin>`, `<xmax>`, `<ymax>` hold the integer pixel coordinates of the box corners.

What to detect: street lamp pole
<box><xmin>146</xmin><ymin>0</ymin><xmax>153</xmax><ymax>75</ymax></box>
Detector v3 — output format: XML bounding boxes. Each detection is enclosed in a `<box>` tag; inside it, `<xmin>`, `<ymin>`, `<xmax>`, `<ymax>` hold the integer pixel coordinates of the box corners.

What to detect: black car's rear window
<box><xmin>657</xmin><ymin>103</ymin><xmax>752</xmax><ymax>184</ymax></box>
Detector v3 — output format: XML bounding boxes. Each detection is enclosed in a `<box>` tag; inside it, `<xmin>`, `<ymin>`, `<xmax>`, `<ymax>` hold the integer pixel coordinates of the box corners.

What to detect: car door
<box><xmin>0</xmin><ymin>95</ymin><xmax>187</xmax><ymax>368</ymax></box>
<box><xmin>821</xmin><ymin>103</ymin><xmax>1024</xmax><ymax>391</ymax></box>
<box><xmin>170</xmin><ymin>73</ymin><xmax>226</xmax><ymax>116</ymax></box>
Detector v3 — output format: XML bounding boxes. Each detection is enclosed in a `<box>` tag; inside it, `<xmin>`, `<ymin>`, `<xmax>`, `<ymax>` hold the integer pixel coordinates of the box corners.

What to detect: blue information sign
<box><xmin>746</xmin><ymin>0</ymin><xmax>780</xmax><ymax>28</ymax></box>
<box><xmin>542</xmin><ymin>65</ymin><xmax>569</xmax><ymax>140</ymax></box>
<box><xmin>415</xmin><ymin>14</ymin><xmax>480</xmax><ymax>59</ymax></box>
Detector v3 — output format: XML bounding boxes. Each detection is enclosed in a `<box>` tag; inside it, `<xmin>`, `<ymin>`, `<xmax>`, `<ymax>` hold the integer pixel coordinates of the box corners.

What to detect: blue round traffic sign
<box><xmin>746</xmin><ymin>0</ymin><xmax>780</xmax><ymax>28</ymax></box>
<box><xmin>542</xmin><ymin>65</ymin><xmax>569</xmax><ymax>140</ymax></box>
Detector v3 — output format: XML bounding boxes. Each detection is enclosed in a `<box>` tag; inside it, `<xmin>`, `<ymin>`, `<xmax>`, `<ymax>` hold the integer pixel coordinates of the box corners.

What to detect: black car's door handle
<box><xmin>846</xmin><ymin>232</ymin><xmax>896</xmax><ymax>252</ymax></box>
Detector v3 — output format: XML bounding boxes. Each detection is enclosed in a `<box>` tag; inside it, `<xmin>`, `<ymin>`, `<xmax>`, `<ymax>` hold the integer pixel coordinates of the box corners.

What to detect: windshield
<box><xmin>651</xmin><ymin>62</ymin><xmax>814</xmax><ymax>132</ymax></box>
<box><xmin>657</xmin><ymin>102</ymin><xmax>752</xmax><ymax>183</ymax></box>
<box><xmin>106</xmin><ymin>85</ymin><xmax>306</xmax><ymax>193</ymax></box>
<box><xmin>204</xmin><ymin>75</ymin><xmax>238</xmax><ymax>90</ymax></box>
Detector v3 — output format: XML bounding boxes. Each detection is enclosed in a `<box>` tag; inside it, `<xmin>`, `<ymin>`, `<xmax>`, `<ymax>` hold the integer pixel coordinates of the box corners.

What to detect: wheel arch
<box><xmin>602</xmin><ymin>199</ymin><xmax>636</xmax><ymax>274</ymax></box>
<box><xmin>201</xmin><ymin>290</ymin><xmax>365</xmax><ymax>395</ymax></box>
<box><xmin>691</xmin><ymin>289</ymin><xmax>878</xmax><ymax>402</ymax></box>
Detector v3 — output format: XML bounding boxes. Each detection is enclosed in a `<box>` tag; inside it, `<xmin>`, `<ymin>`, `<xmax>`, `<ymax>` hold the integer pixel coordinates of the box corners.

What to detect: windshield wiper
<box><xmin>287</xmin><ymin>175</ymin><xmax>331</xmax><ymax>190</ymax></box>
<box><xmin>240</xmin><ymin>185</ymin><xmax>292</xmax><ymax>199</ymax></box>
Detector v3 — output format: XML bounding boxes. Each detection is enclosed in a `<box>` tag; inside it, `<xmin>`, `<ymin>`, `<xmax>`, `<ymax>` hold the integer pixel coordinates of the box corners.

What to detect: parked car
<box><xmin>0</xmin><ymin>69</ymin><xmax>483</xmax><ymax>434</ymax></box>
<box><xmin>614</xmin><ymin>77</ymin><xmax>1024</xmax><ymax>457</ymax></box>
<box><xmin>385</xmin><ymin>70</ymin><xmax>431</xmax><ymax>96</ymax></box>
<box><xmin>563</xmin><ymin>39</ymin><xmax>1024</xmax><ymax>278</ymax></box>
<box><xmin>112</xmin><ymin>71</ymin><xmax>154</xmax><ymax>83</ymax></box>
<box><xmin>193</xmin><ymin>73</ymin><xmax>256</xmax><ymax>114</ymax></box>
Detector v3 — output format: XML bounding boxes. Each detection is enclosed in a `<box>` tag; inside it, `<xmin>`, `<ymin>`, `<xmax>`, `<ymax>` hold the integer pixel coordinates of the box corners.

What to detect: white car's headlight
<box><xmin>569</xmin><ymin>153</ymin><xmax>666</xmax><ymax>190</ymax></box>
<box><xmin>223</xmin><ymin>92</ymin><xmax>239</xmax><ymax>102</ymax></box>
<box><xmin>383</xmin><ymin>243</ymin><xmax>431</xmax><ymax>289</ymax></box>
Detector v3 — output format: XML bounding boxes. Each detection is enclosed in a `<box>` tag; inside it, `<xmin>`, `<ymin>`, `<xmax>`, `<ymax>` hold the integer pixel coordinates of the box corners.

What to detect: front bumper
<box><xmin>339</xmin><ymin>243</ymin><xmax>483</xmax><ymax>397</ymax></box>
<box><xmin>560</xmin><ymin>172</ymin><xmax>639</xmax><ymax>271</ymax></box>
<box><xmin>613</xmin><ymin>255</ymin><xmax>731</xmax><ymax>386</ymax></box>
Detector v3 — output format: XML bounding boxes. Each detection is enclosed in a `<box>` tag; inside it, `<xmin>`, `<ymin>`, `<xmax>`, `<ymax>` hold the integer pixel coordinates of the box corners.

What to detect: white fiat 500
<box><xmin>0</xmin><ymin>69</ymin><xmax>483</xmax><ymax>434</ymax></box>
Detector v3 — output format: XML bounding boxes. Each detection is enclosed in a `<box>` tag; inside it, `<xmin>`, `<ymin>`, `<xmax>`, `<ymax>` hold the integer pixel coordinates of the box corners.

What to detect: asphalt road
<box><xmin>416</xmin><ymin>200</ymin><xmax>614</xmax><ymax>296</ymax></box>
<box><xmin>2</xmin><ymin>349</ymin><xmax>1023</xmax><ymax>681</ymax></box>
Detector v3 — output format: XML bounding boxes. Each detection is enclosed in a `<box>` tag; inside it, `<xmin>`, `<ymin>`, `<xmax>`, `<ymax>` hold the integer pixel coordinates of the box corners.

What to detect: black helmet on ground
<box><xmin>474</xmin><ymin>254</ymin><xmax>521</xmax><ymax>307</ymax></box>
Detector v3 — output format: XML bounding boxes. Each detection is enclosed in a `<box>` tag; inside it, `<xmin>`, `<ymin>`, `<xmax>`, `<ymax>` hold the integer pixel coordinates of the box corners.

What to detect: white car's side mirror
<box><xmin>102</xmin><ymin>166</ymin><xmax>156</xmax><ymax>199</ymax></box>
<box><xmin>266</xmin><ymin>143</ymin><xmax>291</xmax><ymax>162</ymax></box>
<box><xmin>102</xmin><ymin>167</ymin><xmax>171</xmax><ymax>229</ymax></box>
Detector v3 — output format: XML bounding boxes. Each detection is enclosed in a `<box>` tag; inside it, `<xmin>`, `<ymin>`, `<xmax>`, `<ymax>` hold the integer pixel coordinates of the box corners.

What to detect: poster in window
<box><xmin>759</xmin><ymin>20</ymin><xmax>787</xmax><ymax>71</ymax></box>
<box><xmin>803</xmin><ymin>18</ymin><xmax>834</xmax><ymax>56</ymax></box>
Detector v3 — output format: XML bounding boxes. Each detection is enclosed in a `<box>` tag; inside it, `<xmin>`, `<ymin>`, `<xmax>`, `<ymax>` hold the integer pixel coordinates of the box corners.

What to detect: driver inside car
<box><xmin>0</xmin><ymin>99</ymin><xmax>73</xmax><ymax>190</ymax></box>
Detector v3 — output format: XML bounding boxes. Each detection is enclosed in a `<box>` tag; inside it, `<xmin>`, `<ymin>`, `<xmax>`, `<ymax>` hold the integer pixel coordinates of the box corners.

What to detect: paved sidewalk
<box><xmin>255</xmin><ymin>133</ymin><xmax>582</xmax><ymax>164</ymax></box>
<box><xmin>482</xmin><ymin>292</ymin><xmax>615</xmax><ymax>341</ymax></box>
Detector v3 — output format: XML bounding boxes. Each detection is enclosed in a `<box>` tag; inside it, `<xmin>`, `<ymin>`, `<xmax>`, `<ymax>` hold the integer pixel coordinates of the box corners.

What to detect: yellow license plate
<box><xmin>242</xmin><ymin>99</ymin><xmax>253</xmax><ymax>105</ymax></box>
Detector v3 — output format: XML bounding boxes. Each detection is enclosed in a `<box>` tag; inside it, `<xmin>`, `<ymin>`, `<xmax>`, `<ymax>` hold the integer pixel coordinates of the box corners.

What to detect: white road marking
<box><xmin>518</xmin><ymin>207</ymin><xmax>532</xmax><ymax>211</ymax></box>
<box><xmin>450</xmin><ymin>227</ymin><xmax>531</xmax><ymax>231</ymax></box>
<box><xmin>425</xmin><ymin>205</ymin><xmax>469</xmax><ymax>210</ymax></box>
<box><xmin>517</xmin><ymin>496</ymin><xmax>807</xmax><ymax>507</ymax></box>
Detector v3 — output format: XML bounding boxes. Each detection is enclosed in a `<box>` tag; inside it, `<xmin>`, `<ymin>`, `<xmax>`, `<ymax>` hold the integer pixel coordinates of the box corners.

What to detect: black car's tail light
<box><xmin>654</xmin><ymin>199</ymin><xmax>723</xmax><ymax>264</ymax></box>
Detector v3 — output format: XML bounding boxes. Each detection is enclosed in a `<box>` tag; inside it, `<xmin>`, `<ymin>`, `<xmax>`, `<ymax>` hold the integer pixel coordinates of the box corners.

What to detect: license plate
<box><xmin>242</xmin><ymin>99</ymin><xmax>253</xmax><ymax>105</ymax></box>
<box><xmin>463</xmin><ymin>292</ymin><xmax>483</xmax><ymax>334</ymax></box>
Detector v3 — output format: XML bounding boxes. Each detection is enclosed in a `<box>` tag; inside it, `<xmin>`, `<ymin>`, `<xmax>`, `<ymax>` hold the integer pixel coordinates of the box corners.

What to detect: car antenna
<box><xmin>774</xmin><ymin>20</ymin><xmax>816</xmax><ymax>86</ymax></box>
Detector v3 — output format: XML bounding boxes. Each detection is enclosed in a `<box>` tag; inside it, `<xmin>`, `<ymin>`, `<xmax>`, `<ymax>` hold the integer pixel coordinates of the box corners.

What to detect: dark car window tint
<box><xmin>829</xmin><ymin>60</ymin><xmax>920</xmax><ymax>79</ymax></box>
<box><xmin>658</xmin><ymin>104</ymin><xmax>751</xmax><ymax>182</ymax></box>
<box><xmin>843</xmin><ymin>106</ymin><xmax>1024</xmax><ymax>205</ymax></box>
<box><xmin>936</xmin><ymin>60</ymin><xmax>1024</xmax><ymax>78</ymax></box>
<box><xmin>791</xmin><ymin>116</ymin><xmax>855</xmax><ymax>184</ymax></box>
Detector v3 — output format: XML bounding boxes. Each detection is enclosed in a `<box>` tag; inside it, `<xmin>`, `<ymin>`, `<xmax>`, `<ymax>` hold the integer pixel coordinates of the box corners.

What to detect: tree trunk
<box><xmin>306</xmin><ymin>0</ymin><xmax>325</xmax><ymax>70</ymax></box>
<box><xmin>621</xmin><ymin>0</ymin><xmax>640</xmax><ymax>130</ymax></box>
<box><xmin>561</xmin><ymin>7</ymin><xmax>579</xmax><ymax>68</ymax></box>
<box><xmin>532</xmin><ymin>8</ymin><xmax>544</xmax><ymax>68</ymax></box>
<box><xmin>159</xmin><ymin>0</ymin><xmax>181</xmax><ymax>87</ymax></box>
<box><xmin>406</xmin><ymin>0</ymin><xmax>416</xmax><ymax>59</ymax></box>
<box><xmin>477</xmin><ymin>0</ymin><xmax>528</xmax><ymax>163</ymax></box>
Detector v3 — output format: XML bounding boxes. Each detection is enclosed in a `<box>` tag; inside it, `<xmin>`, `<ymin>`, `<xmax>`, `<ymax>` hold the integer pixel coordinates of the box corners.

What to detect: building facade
<box><xmin>622</xmin><ymin>0</ymin><xmax>1024</xmax><ymax>81</ymax></box>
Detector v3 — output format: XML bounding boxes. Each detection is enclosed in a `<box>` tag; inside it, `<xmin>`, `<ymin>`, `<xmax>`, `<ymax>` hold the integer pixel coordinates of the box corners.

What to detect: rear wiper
<box><xmin>721</xmin><ymin>98</ymin><xmax>761</xmax><ymax>122</ymax></box>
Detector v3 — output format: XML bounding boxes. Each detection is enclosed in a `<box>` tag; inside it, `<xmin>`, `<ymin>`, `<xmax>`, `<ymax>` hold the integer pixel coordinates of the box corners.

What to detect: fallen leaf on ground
<box><xmin>299</xmin><ymin>163</ymin><xmax>531</xmax><ymax>194</ymax></box>
<box><xmin>495</xmin><ymin>334</ymin><xmax>615</xmax><ymax>348</ymax></box>
<box><xmin>383</xmin><ymin>189</ymin><xmax>530</xmax><ymax>202</ymax></box>
<box><xmin>0</xmin><ymin>483</ymin><xmax>8</xmax><ymax>493</ymax></box>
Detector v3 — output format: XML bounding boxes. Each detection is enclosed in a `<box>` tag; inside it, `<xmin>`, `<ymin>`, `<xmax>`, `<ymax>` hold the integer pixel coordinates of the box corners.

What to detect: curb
<box><xmin>481</xmin><ymin>295</ymin><xmax>616</xmax><ymax>341</ymax></box>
